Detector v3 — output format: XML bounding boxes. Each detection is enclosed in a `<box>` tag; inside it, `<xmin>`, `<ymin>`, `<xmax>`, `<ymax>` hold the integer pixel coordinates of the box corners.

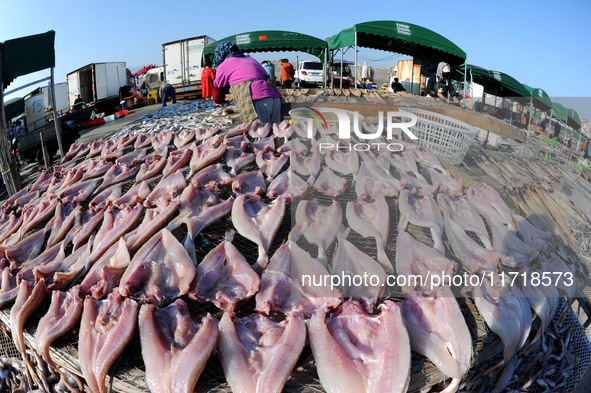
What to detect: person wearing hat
<box><xmin>212</xmin><ymin>42</ymin><xmax>281</xmax><ymax>124</ymax></box>
<box><xmin>425</xmin><ymin>62</ymin><xmax>460</xmax><ymax>103</ymax></box>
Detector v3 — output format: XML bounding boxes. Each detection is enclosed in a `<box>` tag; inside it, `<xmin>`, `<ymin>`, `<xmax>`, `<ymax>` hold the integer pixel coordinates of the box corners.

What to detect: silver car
<box><xmin>295</xmin><ymin>60</ymin><xmax>324</xmax><ymax>87</ymax></box>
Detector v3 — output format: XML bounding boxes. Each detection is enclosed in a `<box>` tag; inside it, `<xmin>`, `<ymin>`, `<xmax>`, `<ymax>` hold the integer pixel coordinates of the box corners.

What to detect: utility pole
<box><xmin>0</xmin><ymin>51</ymin><xmax>21</xmax><ymax>196</ymax></box>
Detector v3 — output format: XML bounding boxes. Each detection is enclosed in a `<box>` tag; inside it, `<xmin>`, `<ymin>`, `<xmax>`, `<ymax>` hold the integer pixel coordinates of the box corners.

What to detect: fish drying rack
<box><xmin>1</xmin><ymin>127</ymin><xmax>591</xmax><ymax>393</ymax></box>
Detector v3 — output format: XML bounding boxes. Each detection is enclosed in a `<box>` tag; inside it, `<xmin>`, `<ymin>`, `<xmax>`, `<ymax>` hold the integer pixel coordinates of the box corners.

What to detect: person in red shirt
<box><xmin>280</xmin><ymin>59</ymin><xmax>295</xmax><ymax>89</ymax></box>
<box><xmin>201</xmin><ymin>60</ymin><xmax>215</xmax><ymax>100</ymax></box>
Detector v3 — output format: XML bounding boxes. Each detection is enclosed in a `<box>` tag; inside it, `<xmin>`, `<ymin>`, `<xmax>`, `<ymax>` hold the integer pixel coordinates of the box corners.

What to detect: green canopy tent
<box><xmin>551</xmin><ymin>102</ymin><xmax>571</xmax><ymax>143</ymax></box>
<box><xmin>464</xmin><ymin>64</ymin><xmax>528</xmax><ymax>124</ymax></box>
<box><xmin>563</xmin><ymin>129</ymin><xmax>586</xmax><ymax>145</ymax></box>
<box><xmin>3</xmin><ymin>96</ymin><xmax>24</xmax><ymax>123</ymax></box>
<box><xmin>522</xmin><ymin>85</ymin><xmax>553</xmax><ymax>135</ymax></box>
<box><xmin>2</xmin><ymin>31</ymin><xmax>55</xmax><ymax>88</ymax></box>
<box><xmin>568</xmin><ymin>108</ymin><xmax>581</xmax><ymax>131</ymax></box>
<box><xmin>1</xmin><ymin>30</ymin><xmax>62</xmax><ymax>195</ymax></box>
<box><xmin>522</xmin><ymin>85</ymin><xmax>553</xmax><ymax>112</ymax></box>
<box><xmin>203</xmin><ymin>30</ymin><xmax>327</xmax><ymax>59</ymax></box>
<box><xmin>552</xmin><ymin>102</ymin><xmax>569</xmax><ymax>123</ymax></box>
<box><xmin>465</xmin><ymin>64</ymin><xmax>529</xmax><ymax>97</ymax></box>
<box><xmin>326</xmin><ymin>20</ymin><xmax>467</xmax><ymax>92</ymax></box>
<box><xmin>565</xmin><ymin>108</ymin><xmax>583</xmax><ymax>150</ymax></box>
<box><xmin>565</xmin><ymin>130</ymin><xmax>586</xmax><ymax>141</ymax></box>
<box><xmin>549</xmin><ymin>103</ymin><xmax>585</xmax><ymax>147</ymax></box>
<box><xmin>202</xmin><ymin>30</ymin><xmax>328</xmax><ymax>86</ymax></box>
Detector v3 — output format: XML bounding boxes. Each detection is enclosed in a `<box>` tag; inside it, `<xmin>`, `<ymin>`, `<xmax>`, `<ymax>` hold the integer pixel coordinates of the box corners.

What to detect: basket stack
<box><xmin>400</xmin><ymin>107</ymin><xmax>478</xmax><ymax>165</ymax></box>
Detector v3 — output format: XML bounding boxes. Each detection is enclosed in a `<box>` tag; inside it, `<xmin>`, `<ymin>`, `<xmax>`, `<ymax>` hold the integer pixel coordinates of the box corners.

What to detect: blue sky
<box><xmin>1</xmin><ymin>0</ymin><xmax>590</xmax><ymax>118</ymax></box>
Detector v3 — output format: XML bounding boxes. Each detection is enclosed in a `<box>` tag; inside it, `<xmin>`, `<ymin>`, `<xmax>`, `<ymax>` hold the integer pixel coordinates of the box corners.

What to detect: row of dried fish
<box><xmin>109</xmin><ymin>101</ymin><xmax>236</xmax><ymax>141</ymax></box>
<box><xmin>282</xmin><ymin>87</ymin><xmax>394</xmax><ymax>98</ymax></box>
<box><xmin>0</xmin><ymin>111</ymin><xmax>582</xmax><ymax>393</ymax></box>
<box><xmin>282</xmin><ymin>91</ymin><xmax>389</xmax><ymax>104</ymax></box>
<box><xmin>472</xmin><ymin>152</ymin><xmax>591</xmax><ymax>282</ymax></box>
<box><xmin>274</xmin><ymin>129</ymin><xmax>582</xmax><ymax>392</ymax></box>
<box><xmin>0</xmin><ymin>119</ymin><xmax>297</xmax><ymax>392</ymax></box>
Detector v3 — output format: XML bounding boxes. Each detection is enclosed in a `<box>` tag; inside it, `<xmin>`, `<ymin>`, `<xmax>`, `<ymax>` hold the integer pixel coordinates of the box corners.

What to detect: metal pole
<box><xmin>0</xmin><ymin>54</ymin><xmax>18</xmax><ymax>196</ymax></box>
<box><xmin>39</xmin><ymin>126</ymin><xmax>50</xmax><ymax>169</ymax></box>
<box><xmin>295</xmin><ymin>55</ymin><xmax>299</xmax><ymax>88</ymax></box>
<box><xmin>463</xmin><ymin>60</ymin><xmax>467</xmax><ymax>100</ymax></box>
<box><xmin>354</xmin><ymin>32</ymin><xmax>358</xmax><ymax>89</ymax></box>
<box><xmin>330</xmin><ymin>50</ymin><xmax>334</xmax><ymax>88</ymax></box>
<box><xmin>4</xmin><ymin>76</ymin><xmax>51</xmax><ymax>96</ymax></box>
<box><xmin>470</xmin><ymin>72</ymin><xmax>474</xmax><ymax>109</ymax></box>
<box><xmin>411</xmin><ymin>57</ymin><xmax>415</xmax><ymax>95</ymax></box>
<box><xmin>528</xmin><ymin>95</ymin><xmax>533</xmax><ymax>135</ymax></box>
<box><xmin>50</xmin><ymin>67</ymin><xmax>65</xmax><ymax>158</ymax></box>
<box><xmin>323</xmin><ymin>48</ymin><xmax>327</xmax><ymax>88</ymax></box>
<box><xmin>494</xmin><ymin>88</ymin><xmax>498</xmax><ymax>115</ymax></box>
<box><xmin>340</xmin><ymin>49</ymin><xmax>343</xmax><ymax>89</ymax></box>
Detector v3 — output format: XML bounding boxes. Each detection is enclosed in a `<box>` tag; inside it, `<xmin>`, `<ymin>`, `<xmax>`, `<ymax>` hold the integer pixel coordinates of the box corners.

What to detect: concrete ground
<box><xmin>76</xmin><ymin>103</ymin><xmax>162</xmax><ymax>144</ymax></box>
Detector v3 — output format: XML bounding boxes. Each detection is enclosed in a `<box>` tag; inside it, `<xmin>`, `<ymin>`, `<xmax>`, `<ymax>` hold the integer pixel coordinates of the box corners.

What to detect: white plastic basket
<box><xmin>400</xmin><ymin>107</ymin><xmax>478</xmax><ymax>165</ymax></box>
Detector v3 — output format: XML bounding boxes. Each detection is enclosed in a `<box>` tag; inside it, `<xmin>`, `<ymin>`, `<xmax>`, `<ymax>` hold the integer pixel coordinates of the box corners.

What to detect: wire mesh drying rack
<box><xmin>0</xmin><ymin>112</ymin><xmax>590</xmax><ymax>393</ymax></box>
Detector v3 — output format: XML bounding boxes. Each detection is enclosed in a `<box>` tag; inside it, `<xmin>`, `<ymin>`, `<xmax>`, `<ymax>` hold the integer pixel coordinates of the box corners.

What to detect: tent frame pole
<box><xmin>332</xmin><ymin>50</ymin><xmax>336</xmax><ymax>88</ymax></box>
<box><xmin>470</xmin><ymin>72</ymin><xmax>474</xmax><ymax>108</ymax></box>
<box><xmin>4</xmin><ymin>76</ymin><xmax>51</xmax><ymax>96</ymax></box>
<box><xmin>0</xmin><ymin>52</ymin><xmax>18</xmax><ymax>196</ymax></box>
<box><xmin>411</xmin><ymin>57</ymin><xmax>415</xmax><ymax>95</ymax></box>
<box><xmin>50</xmin><ymin>67</ymin><xmax>65</xmax><ymax>159</ymax></box>
<box><xmin>354</xmin><ymin>31</ymin><xmax>358</xmax><ymax>89</ymax></box>
<box><xmin>463</xmin><ymin>60</ymin><xmax>467</xmax><ymax>100</ymax></box>
<box><xmin>528</xmin><ymin>95</ymin><xmax>534</xmax><ymax>136</ymax></box>
<box><xmin>340</xmin><ymin>48</ymin><xmax>343</xmax><ymax>89</ymax></box>
<box><xmin>323</xmin><ymin>49</ymin><xmax>328</xmax><ymax>88</ymax></box>
<box><xmin>296</xmin><ymin>55</ymin><xmax>299</xmax><ymax>88</ymax></box>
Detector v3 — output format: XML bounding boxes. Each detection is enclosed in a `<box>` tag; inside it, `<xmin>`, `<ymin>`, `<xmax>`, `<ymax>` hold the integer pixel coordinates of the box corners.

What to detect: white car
<box><xmin>295</xmin><ymin>60</ymin><xmax>325</xmax><ymax>87</ymax></box>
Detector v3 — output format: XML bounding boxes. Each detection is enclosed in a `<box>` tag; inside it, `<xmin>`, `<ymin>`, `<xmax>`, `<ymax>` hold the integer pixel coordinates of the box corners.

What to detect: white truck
<box><xmin>138</xmin><ymin>66</ymin><xmax>165</xmax><ymax>92</ymax></box>
<box><xmin>66</xmin><ymin>62</ymin><xmax>127</xmax><ymax>114</ymax></box>
<box><xmin>162</xmin><ymin>35</ymin><xmax>216</xmax><ymax>99</ymax></box>
<box><xmin>24</xmin><ymin>83</ymin><xmax>69</xmax><ymax>131</ymax></box>
<box><xmin>17</xmin><ymin>83</ymin><xmax>86</xmax><ymax>165</ymax></box>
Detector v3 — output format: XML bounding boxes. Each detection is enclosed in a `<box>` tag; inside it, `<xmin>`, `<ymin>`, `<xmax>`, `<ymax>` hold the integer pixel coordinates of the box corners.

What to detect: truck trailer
<box><xmin>24</xmin><ymin>83</ymin><xmax>69</xmax><ymax>130</ymax></box>
<box><xmin>162</xmin><ymin>36</ymin><xmax>215</xmax><ymax>99</ymax></box>
<box><xmin>67</xmin><ymin>62</ymin><xmax>127</xmax><ymax>114</ymax></box>
<box><xmin>17</xmin><ymin>83</ymin><xmax>86</xmax><ymax>165</ymax></box>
